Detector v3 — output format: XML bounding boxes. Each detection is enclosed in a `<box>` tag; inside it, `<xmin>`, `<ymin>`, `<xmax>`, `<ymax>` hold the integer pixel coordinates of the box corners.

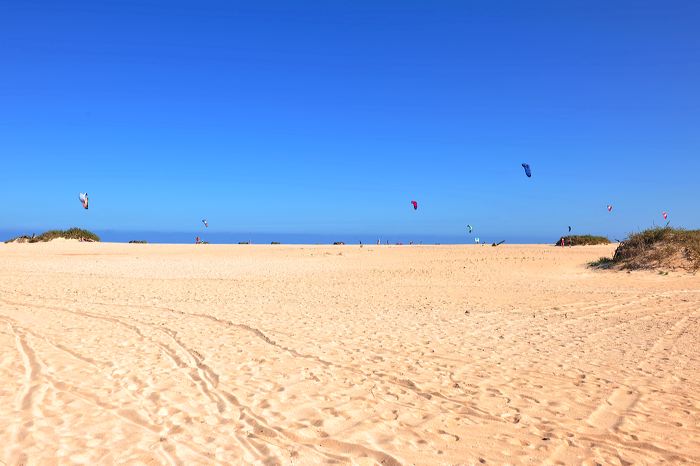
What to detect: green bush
<box><xmin>5</xmin><ymin>228</ymin><xmax>100</xmax><ymax>243</ymax></box>
<box><xmin>589</xmin><ymin>257</ymin><xmax>615</xmax><ymax>269</ymax></box>
<box><xmin>556</xmin><ymin>235</ymin><xmax>610</xmax><ymax>246</ymax></box>
<box><xmin>34</xmin><ymin>228</ymin><xmax>100</xmax><ymax>242</ymax></box>
<box><xmin>614</xmin><ymin>227</ymin><xmax>700</xmax><ymax>270</ymax></box>
<box><xmin>4</xmin><ymin>235</ymin><xmax>32</xmax><ymax>244</ymax></box>
<box><xmin>590</xmin><ymin>227</ymin><xmax>700</xmax><ymax>271</ymax></box>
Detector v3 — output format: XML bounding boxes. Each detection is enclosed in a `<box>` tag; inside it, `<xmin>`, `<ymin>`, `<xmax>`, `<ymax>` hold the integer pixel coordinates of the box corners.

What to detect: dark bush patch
<box><xmin>556</xmin><ymin>235</ymin><xmax>610</xmax><ymax>246</ymax></box>
<box><xmin>5</xmin><ymin>228</ymin><xmax>100</xmax><ymax>243</ymax></box>
<box><xmin>590</xmin><ymin>227</ymin><xmax>700</xmax><ymax>271</ymax></box>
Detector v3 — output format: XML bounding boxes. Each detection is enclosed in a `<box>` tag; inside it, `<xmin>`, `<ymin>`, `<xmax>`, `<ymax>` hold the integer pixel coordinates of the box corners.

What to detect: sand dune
<box><xmin>0</xmin><ymin>242</ymin><xmax>698</xmax><ymax>465</ymax></box>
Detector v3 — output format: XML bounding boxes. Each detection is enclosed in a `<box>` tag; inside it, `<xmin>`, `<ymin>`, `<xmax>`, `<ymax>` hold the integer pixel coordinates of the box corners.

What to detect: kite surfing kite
<box><xmin>467</xmin><ymin>224</ymin><xmax>473</xmax><ymax>234</ymax></box>
<box><xmin>521</xmin><ymin>163</ymin><xmax>532</xmax><ymax>178</ymax></box>
<box><xmin>202</xmin><ymin>219</ymin><xmax>209</xmax><ymax>228</ymax></box>
<box><xmin>411</xmin><ymin>200</ymin><xmax>418</xmax><ymax>210</ymax></box>
<box><xmin>607</xmin><ymin>204</ymin><xmax>613</xmax><ymax>212</ymax></box>
<box><xmin>568</xmin><ymin>226</ymin><xmax>572</xmax><ymax>232</ymax></box>
<box><xmin>79</xmin><ymin>193</ymin><xmax>89</xmax><ymax>210</ymax></box>
<box><xmin>662</xmin><ymin>211</ymin><xmax>668</xmax><ymax>220</ymax></box>
<box><xmin>474</xmin><ymin>237</ymin><xmax>480</xmax><ymax>244</ymax></box>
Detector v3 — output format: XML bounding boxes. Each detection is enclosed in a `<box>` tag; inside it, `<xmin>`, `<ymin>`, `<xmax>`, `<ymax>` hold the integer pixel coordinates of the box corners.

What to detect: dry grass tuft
<box><xmin>590</xmin><ymin>227</ymin><xmax>700</xmax><ymax>271</ymax></box>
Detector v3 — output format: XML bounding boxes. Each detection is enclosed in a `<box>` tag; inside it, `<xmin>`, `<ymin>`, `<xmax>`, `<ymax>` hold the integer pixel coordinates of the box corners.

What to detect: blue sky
<box><xmin>1</xmin><ymin>1</ymin><xmax>698</xmax><ymax>242</ymax></box>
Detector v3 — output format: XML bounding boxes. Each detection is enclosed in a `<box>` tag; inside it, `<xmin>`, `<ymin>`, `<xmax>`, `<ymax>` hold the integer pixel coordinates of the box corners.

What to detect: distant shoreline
<box><xmin>0</xmin><ymin>230</ymin><xmax>588</xmax><ymax>246</ymax></box>
<box><xmin>2</xmin><ymin>241</ymin><xmax>594</xmax><ymax>247</ymax></box>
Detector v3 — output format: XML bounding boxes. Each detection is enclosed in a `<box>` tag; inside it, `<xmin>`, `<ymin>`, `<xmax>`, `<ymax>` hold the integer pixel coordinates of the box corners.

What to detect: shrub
<box><xmin>556</xmin><ymin>235</ymin><xmax>610</xmax><ymax>246</ymax></box>
<box><xmin>590</xmin><ymin>227</ymin><xmax>700</xmax><ymax>271</ymax></box>
<box><xmin>5</xmin><ymin>228</ymin><xmax>100</xmax><ymax>243</ymax></box>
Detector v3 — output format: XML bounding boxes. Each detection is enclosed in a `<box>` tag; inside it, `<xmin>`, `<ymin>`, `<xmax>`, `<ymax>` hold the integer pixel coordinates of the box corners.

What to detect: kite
<box><xmin>521</xmin><ymin>163</ymin><xmax>532</xmax><ymax>178</ymax></box>
<box><xmin>79</xmin><ymin>193</ymin><xmax>89</xmax><ymax>210</ymax></box>
<box><xmin>467</xmin><ymin>224</ymin><xmax>473</xmax><ymax>234</ymax></box>
<box><xmin>662</xmin><ymin>211</ymin><xmax>668</xmax><ymax>220</ymax></box>
<box><xmin>607</xmin><ymin>204</ymin><xmax>613</xmax><ymax>212</ymax></box>
<box><xmin>202</xmin><ymin>219</ymin><xmax>209</xmax><ymax>228</ymax></box>
<box><xmin>411</xmin><ymin>200</ymin><xmax>418</xmax><ymax>210</ymax></box>
<box><xmin>568</xmin><ymin>226</ymin><xmax>572</xmax><ymax>232</ymax></box>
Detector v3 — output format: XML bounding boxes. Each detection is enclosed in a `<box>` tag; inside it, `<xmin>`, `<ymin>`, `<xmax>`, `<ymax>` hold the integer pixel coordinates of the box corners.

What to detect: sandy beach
<box><xmin>0</xmin><ymin>242</ymin><xmax>698</xmax><ymax>465</ymax></box>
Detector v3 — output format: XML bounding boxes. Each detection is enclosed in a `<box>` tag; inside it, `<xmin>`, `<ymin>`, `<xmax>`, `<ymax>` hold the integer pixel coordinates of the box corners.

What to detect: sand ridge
<box><xmin>0</xmin><ymin>242</ymin><xmax>698</xmax><ymax>464</ymax></box>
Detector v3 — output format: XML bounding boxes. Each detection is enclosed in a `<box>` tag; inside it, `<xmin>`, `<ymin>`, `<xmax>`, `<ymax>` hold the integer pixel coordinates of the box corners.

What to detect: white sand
<box><xmin>0</xmin><ymin>242</ymin><xmax>698</xmax><ymax>464</ymax></box>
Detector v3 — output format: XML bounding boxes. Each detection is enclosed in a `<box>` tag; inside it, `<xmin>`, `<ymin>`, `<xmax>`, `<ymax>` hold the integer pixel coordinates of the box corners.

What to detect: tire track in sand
<box><xmin>585</xmin><ymin>307</ymin><xmax>699</xmax><ymax>432</ymax></box>
<box><xmin>1</xmin><ymin>297</ymin><xmax>402</xmax><ymax>464</ymax></box>
<box><xmin>0</xmin><ymin>298</ymin><xmax>268</xmax><ymax>460</ymax></box>
<box><xmin>545</xmin><ymin>305</ymin><xmax>700</xmax><ymax>465</ymax></box>
<box><xmin>11</xmin><ymin>292</ymin><xmax>504</xmax><ymax>426</ymax></box>
<box><xmin>5</xmin><ymin>320</ymin><xmax>40</xmax><ymax>465</ymax></box>
<box><xmin>0</xmin><ymin>314</ymin><xmax>188</xmax><ymax>465</ymax></box>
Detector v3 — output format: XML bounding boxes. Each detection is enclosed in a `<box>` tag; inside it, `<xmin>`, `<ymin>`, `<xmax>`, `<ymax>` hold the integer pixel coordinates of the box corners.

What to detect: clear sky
<box><xmin>2</xmin><ymin>1</ymin><xmax>698</xmax><ymax>242</ymax></box>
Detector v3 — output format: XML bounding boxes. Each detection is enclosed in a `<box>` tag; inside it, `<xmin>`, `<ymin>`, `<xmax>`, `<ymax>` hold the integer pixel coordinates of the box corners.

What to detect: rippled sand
<box><xmin>1</xmin><ymin>242</ymin><xmax>698</xmax><ymax>465</ymax></box>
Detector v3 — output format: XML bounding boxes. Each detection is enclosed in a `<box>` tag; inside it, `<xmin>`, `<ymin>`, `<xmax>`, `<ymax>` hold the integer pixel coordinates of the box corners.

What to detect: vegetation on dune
<box><xmin>35</xmin><ymin>228</ymin><xmax>100</xmax><ymax>242</ymax></box>
<box><xmin>129</xmin><ymin>240</ymin><xmax>148</xmax><ymax>244</ymax></box>
<box><xmin>556</xmin><ymin>235</ymin><xmax>610</xmax><ymax>246</ymax></box>
<box><xmin>590</xmin><ymin>227</ymin><xmax>700</xmax><ymax>271</ymax></box>
<box><xmin>5</xmin><ymin>228</ymin><xmax>100</xmax><ymax>243</ymax></box>
<box><xmin>4</xmin><ymin>235</ymin><xmax>32</xmax><ymax>243</ymax></box>
<box><xmin>588</xmin><ymin>256</ymin><xmax>615</xmax><ymax>269</ymax></box>
<box><xmin>613</xmin><ymin>227</ymin><xmax>700</xmax><ymax>270</ymax></box>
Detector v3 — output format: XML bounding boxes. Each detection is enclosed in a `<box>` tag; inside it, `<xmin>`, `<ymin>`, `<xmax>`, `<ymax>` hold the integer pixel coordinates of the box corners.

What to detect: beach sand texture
<box><xmin>0</xmin><ymin>242</ymin><xmax>698</xmax><ymax>465</ymax></box>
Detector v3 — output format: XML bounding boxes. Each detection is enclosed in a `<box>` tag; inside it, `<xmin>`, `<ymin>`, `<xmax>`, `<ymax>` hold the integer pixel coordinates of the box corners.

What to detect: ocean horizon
<box><xmin>1</xmin><ymin>229</ymin><xmax>563</xmax><ymax>245</ymax></box>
